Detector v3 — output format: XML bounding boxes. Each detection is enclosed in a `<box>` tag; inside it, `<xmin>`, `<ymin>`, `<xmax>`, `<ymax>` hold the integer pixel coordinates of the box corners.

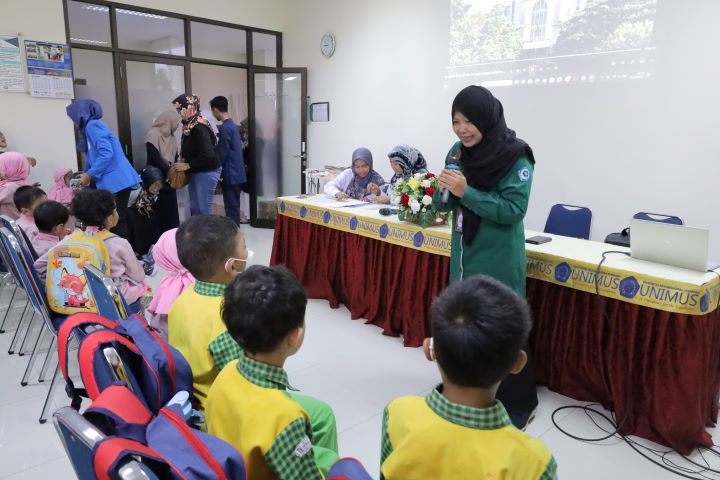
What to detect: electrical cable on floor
<box><xmin>549</xmin><ymin>251</ymin><xmax>720</xmax><ymax>479</ymax></box>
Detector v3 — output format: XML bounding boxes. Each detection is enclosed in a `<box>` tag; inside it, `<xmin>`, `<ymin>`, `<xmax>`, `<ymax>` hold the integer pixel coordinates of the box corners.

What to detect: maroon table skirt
<box><xmin>271</xmin><ymin>214</ymin><xmax>720</xmax><ymax>453</ymax></box>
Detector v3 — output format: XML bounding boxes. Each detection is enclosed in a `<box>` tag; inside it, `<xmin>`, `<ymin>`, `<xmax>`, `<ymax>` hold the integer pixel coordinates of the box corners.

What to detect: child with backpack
<box><xmin>32</xmin><ymin>200</ymin><xmax>71</xmax><ymax>279</ymax></box>
<box><xmin>13</xmin><ymin>185</ymin><xmax>46</xmax><ymax>242</ymax></box>
<box><xmin>46</xmin><ymin>189</ymin><xmax>149</xmax><ymax>315</ymax></box>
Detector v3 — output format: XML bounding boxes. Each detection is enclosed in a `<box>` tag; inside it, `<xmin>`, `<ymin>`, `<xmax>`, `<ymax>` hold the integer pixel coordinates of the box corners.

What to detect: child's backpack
<box><xmin>87</xmin><ymin>385</ymin><xmax>247</xmax><ymax>480</ymax></box>
<box><xmin>46</xmin><ymin>229</ymin><xmax>115</xmax><ymax>315</ymax></box>
<box><xmin>328</xmin><ymin>458</ymin><xmax>375</xmax><ymax>480</ymax></box>
<box><xmin>58</xmin><ymin>312</ymin><xmax>193</xmax><ymax>413</ymax></box>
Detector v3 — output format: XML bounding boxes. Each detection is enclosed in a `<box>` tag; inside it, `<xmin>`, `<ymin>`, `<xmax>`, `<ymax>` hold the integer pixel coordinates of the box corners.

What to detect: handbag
<box><xmin>604</xmin><ymin>227</ymin><xmax>630</xmax><ymax>247</ymax></box>
<box><xmin>167</xmin><ymin>166</ymin><xmax>190</xmax><ymax>189</ymax></box>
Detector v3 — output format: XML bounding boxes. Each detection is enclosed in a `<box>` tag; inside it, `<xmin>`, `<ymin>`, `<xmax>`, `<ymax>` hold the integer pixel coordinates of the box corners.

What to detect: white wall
<box><xmin>283</xmin><ymin>0</ymin><xmax>720</xmax><ymax>258</ymax></box>
<box><xmin>0</xmin><ymin>0</ymin><xmax>286</xmax><ymax>190</ymax></box>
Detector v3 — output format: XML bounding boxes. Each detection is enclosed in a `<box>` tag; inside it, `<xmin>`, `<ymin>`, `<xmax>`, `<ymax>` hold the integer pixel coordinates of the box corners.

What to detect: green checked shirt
<box><xmin>194</xmin><ymin>281</ymin><xmax>244</xmax><ymax>372</ymax></box>
<box><xmin>206</xmin><ymin>354</ymin><xmax>322</xmax><ymax>480</ymax></box>
<box><xmin>380</xmin><ymin>386</ymin><xmax>557</xmax><ymax>479</ymax></box>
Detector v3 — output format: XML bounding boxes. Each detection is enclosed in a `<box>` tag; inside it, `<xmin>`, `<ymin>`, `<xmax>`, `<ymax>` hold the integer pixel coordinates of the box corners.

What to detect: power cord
<box><xmin>550</xmin><ymin>251</ymin><xmax>720</xmax><ymax>479</ymax></box>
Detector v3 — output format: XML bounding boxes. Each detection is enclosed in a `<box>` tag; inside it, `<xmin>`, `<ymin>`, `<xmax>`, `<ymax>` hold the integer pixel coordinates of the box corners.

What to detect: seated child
<box><xmin>32</xmin><ymin>201</ymin><xmax>71</xmax><ymax>278</ymax></box>
<box><xmin>13</xmin><ymin>186</ymin><xmax>47</xmax><ymax>242</ymax></box>
<box><xmin>207</xmin><ymin>266</ymin><xmax>339</xmax><ymax>480</ymax></box>
<box><xmin>168</xmin><ymin>215</ymin><xmax>252</xmax><ymax>408</ymax></box>
<box><xmin>323</xmin><ymin>147</ymin><xmax>385</xmax><ymax>200</ymax></box>
<box><xmin>380</xmin><ymin>275</ymin><xmax>557</xmax><ymax>480</ymax></box>
<box><xmin>146</xmin><ymin>228</ymin><xmax>195</xmax><ymax>340</ymax></box>
<box><xmin>47</xmin><ymin>168</ymin><xmax>75</xmax><ymax>206</ymax></box>
<box><xmin>0</xmin><ymin>152</ymin><xmax>32</xmax><ymax>219</ymax></box>
<box><xmin>71</xmin><ymin>189</ymin><xmax>150</xmax><ymax>314</ymax></box>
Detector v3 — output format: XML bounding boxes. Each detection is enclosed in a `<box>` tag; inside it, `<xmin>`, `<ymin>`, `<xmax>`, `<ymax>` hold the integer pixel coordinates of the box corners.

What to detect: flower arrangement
<box><xmin>392</xmin><ymin>172</ymin><xmax>445</xmax><ymax>228</ymax></box>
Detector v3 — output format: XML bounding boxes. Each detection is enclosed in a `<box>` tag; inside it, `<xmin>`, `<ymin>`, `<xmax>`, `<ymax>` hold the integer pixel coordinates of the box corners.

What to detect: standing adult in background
<box><xmin>145</xmin><ymin>109</ymin><xmax>181</xmax><ymax>233</ymax></box>
<box><xmin>435</xmin><ymin>85</ymin><xmax>537</xmax><ymax>430</ymax></box>
<box><xmin>210</xmin><ymin>96</ymin><xmax>248</xmax><ymax>225</ymax></box>
<box><xmin>170</xmin><ymin>94</ymin><xmax>221</xmax><ymax>216</ymax></box>
<box><xmin>66</xmin><ymin>99</ymin><xmax>140</xmax><ymax>239</ymax></box>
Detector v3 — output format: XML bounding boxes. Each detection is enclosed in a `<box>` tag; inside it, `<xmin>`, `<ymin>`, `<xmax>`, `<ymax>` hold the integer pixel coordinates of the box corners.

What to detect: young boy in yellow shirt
<box><xmin>168</xmin><ymin>214</ymin><xmax>252</xmax><ymax>409</ymax></box>
<box><xmin>380</xmin><ymin>275</ymin><xmax>557</xmax><ymax>480</ymax></box>
<box><xmin>206</xmin><ymin>266</ymin><xmax>339</xmax><ymax>479</ymax></box>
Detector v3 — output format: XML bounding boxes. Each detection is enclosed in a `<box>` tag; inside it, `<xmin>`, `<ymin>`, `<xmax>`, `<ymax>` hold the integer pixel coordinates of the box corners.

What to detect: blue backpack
<box><xmin>58</xmin><ymin>312</ymin><xmax>193</xmax><ymax>412</ymax></box>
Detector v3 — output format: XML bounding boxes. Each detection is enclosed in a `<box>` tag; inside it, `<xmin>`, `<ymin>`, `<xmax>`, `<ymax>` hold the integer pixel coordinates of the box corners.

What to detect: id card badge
<box><xmin>455</xmin><ymin>207</ymin><xmax>463</xmax><ymax>233</ymax></box>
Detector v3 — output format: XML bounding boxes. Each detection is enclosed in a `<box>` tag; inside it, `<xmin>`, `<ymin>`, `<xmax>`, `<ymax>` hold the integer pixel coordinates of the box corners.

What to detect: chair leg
<box><xmin>0</xmin><ymin>284</ymin><xmax>19</xmax><ymax>333</ymax></box>
<box><xmin>18</xmin><ymin>309</ymin><xmax>41</xmax><ymax>356</ymax></box>
<box><xmin>21</xmin><ymin>323</ymin><xmax>48</xmax><ymax>386</ymax></box>
<box><xmin>39</xmin><ymin>363</ymin><xmax>61</xmax><ymax>424</ymax></box>
<box><xmin>39</xmin><ymin>336</ymin><xmax>57</xmax><ymax>383</ymax></box>
<box><xmin>8</xmin><ymin>301</ymin><xmax>31</xmax><ymax>355</ymax></box>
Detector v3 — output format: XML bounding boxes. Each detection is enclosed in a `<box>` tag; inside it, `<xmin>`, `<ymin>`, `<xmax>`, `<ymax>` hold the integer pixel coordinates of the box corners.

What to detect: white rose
<box><xmin>422</xmin><ymin>179</ymin><xmax>431</xmax><ymax>188</ymax></box>
<box><xmin>410</xmin><ymin>199</ymin><xmax>421</xmax><ymax>213</ymax></box>
<box><xmin>414</xmin><ymin>173</ymin><xmax>424</xmax><ymax>180</ymax></box>
<box><xmin>421</xmin><ymin>194</ymin><xmax>433</xmax><ymax>206</ymax></box>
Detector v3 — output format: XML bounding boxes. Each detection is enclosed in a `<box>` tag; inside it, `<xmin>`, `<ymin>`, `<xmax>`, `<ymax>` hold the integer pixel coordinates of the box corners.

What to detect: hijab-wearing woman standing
<box><xmin>324</xmin><ymin>147</ymin><xmax>386</xmax><ymax>200</ymax></box>
<box><xmin>66</xmin><ymin>99</ymin><xmax>141</xmax><ymax>239</ymax></box>
<box><xmin>170</xmin><ymin>94</ymin><xmax>221</xmax><ymax>216</ymax></box>
<box><xmin>436</xmin><ymin>85</ymin><xmax>537</xmax><ymax>429</ymax></box>
<box><xmin>375</xmin><ymin>144</ymin><xmax>429</xmax><ymax>203</ymax></box>
<box><xmin>145</xmin><ymin>109</ymin><xmax>181</xmax><ymax>233</ymax></box>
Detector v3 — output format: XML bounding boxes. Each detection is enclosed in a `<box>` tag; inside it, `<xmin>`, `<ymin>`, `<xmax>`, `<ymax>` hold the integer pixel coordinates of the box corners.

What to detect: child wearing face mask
<box><xmin>168</xmin><ymin>214</ymin><xmax>253</xmax><ymax>410</ymax></box>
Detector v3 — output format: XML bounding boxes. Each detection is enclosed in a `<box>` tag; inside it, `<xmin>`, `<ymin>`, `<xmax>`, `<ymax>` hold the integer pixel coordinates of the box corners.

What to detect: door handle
<box><xmin>293</xmin><ymin>154</ymin><xmax>307</xmax><ymax>159</ymax></box>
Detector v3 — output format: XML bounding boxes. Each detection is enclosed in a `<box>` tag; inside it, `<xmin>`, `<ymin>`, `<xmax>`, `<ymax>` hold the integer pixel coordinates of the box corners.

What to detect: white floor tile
<box><xmin>338</xmin><ymin>413</ymin><xmax>383</xmax><ymax>477</ymax></box>
<box><xmin>0</xmin><ymin>455</ymin><xmax>75</xmax><ymax>480</ymax></box>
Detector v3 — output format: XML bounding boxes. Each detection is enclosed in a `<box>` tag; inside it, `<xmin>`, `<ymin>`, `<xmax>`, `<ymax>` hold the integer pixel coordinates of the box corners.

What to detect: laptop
<box><xmin>630</xmin><ymin>219</ymin><xmax>719</xmax><ymax>272</ymax></box>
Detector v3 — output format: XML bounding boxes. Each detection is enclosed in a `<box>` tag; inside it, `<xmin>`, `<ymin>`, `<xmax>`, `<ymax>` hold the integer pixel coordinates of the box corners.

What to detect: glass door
<box><xmin>249</xmin><ymin>68</ymin><xmax>307</xmax><ymax>228</ymax></box>
<box><xmin>118</xmin><ymin>54</ymin><xmax>189</xmax><ymax>169</ymax></box>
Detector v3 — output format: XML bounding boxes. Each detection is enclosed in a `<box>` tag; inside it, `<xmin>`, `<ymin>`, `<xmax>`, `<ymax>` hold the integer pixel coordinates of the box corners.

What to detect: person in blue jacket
<box><xmin>210</xmin><ymin>96</ymin><xmax>248</xmax><ymax>225</ymax></box>
<box><xmin>66</xmin><ymin>99</ymin><xmax>141</xmax><ymax>239</ymax></box>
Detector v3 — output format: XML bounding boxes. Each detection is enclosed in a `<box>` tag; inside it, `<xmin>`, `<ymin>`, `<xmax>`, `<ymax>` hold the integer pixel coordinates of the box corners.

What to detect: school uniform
<box><xmin>33</xmin><ymin>233</ymin><xmax>60</xmax><ymax>279</ymax></box>
<box><xmin>206</xmin><ymin>355</ymin><xmax>339</xmax><ymax>480</ymax></box>
<box><xmin>167</xmin><ymin>281</ymin><xmax>244</xmax><ymax>409</ymax></box>
<box><xmin>380</xmin><ymin>386</ymin><xmax>557</xmax><ymax>480</ymax></box>
<box><xmin>16</xmin><ymin>213</ymin><xmax>39</xmax><ymax>242</ymax></box>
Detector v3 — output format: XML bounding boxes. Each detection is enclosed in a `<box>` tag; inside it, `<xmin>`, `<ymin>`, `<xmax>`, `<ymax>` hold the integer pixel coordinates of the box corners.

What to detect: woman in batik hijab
<box><xmin>374</xmin><ymin>144</ymin><xmax>429</xmax><ymax>204</ymax></box>
<box><xmin>170</xmin><ymin>94</ymin><xmax>221</xmax><ymax>216</ymax></box>
<box><xmin>323</xmin><ymin>147</ymin><xmax>386</xmax><ymax>200</ymax></box>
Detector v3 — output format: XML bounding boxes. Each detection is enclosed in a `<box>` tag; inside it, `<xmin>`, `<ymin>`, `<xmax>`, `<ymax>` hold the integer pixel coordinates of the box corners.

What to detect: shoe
<box><xmin>239</xmin><ymin>218</ymin><xmax>250</xmax><ymax>225</ymax></box>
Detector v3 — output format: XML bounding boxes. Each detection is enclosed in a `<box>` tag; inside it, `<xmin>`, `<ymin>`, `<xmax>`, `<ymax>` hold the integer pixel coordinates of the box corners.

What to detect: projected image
<box><xmin>447</xmin><ymin>0</ymin><xmax>658</xmax><ymax>88</ymax></box>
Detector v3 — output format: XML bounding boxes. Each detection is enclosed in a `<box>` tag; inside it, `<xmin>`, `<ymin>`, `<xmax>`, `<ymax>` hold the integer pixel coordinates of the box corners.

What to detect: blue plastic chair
<box><xmin>1</xmin><ymin>215</ymin><xmax>38</xmax><ymax>260</ymax></box>
<box><xmin>633</xmin><ymin>212</ymin><xmax>683</xmax><ymax>225</ymax></box>
<box><xmin>0</xmin><ymin>235</ymin><xmax>30</xmax><ymax>336</ymax></box>
<box><xmin>0</xmin><ymin>229</ymin><xmax>35</xmax><ymax>354</ymax></box>
<box><xmin>544</xmin><ymin>204</ymin><xmax>593</xmax><ymax>239</ymax></box>
<box><xmin>0</xmin><ymin>228</ymin><xmax>65</xmax><ymax>423</ymax></box>
<box><xmin>85</xmin><ymin>265</ymin><xmax>130</xmax><ymax>321</ymax></box>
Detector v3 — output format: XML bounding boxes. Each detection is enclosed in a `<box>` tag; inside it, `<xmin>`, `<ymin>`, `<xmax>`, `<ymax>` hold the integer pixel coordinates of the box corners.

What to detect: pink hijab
<box><xmin>0</xmin><ymin>152</ymin><xmax>31</xmax><ymax>187</ymax></box>
<box><xmin>47</xmin><ymin>168</ymin><xmax>74</xmax><ymax>204</ymax></box>
<box><xmin>147</xmin><ymin>228</ymin><xmax>195</xmax><ymax>316</ymax></box>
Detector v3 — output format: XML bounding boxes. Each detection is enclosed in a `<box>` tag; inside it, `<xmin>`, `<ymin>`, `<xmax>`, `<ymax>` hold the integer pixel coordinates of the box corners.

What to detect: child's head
<box><xmin>141</xmin><ymin>166</ymin><xmax>164</xmax><ymax>194</ymax></box>
<box><xmin>176</xmin><ymin>215</ymin><xmax>249</xmax><ymax>284</ymax></box>
<box><xmin>13</xmin><ymin>186</ymin><xmax>47</xmax><ymax>216</ymax></box>
<box><xmin>223</xmin><ymin>266</ymin><xmax>307</xmax><ymax>358</ymax></box>
<box><xmin>209</xmin><ymin>96</ymin><xmax>229</xmax><ymax>121</ymax></box>
<box><xmin>428</xmin><ymin>275</ymin><xmax>531</xmax><ymax>391</ymax></box>
<box><xmin>33</xmin><ymin>200</ymin><xmax>71</xmax><ymax>239</ymax></box>
<box><xmin>71</xmin><ymin>189</ymin><xmax>118</xmax><ymax>230</ymax></box>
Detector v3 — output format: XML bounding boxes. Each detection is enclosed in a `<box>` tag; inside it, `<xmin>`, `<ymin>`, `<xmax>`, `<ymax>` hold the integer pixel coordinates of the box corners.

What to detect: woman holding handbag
<box><xmin>170</xmin><ymin>94</ymin><xmax>221</xmax><ymax>216</ymax></box>
<box><xmin>145</xmin><ymin>109</ymin><xmax>181</xmax><ymax>233</ymax></box>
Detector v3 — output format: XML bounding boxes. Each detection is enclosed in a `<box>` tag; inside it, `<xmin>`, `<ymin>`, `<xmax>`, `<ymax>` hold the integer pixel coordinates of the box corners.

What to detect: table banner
<box><xmin>277</xmin><ymin>198</ymin><xmax>452</xmax><ymax>257</ymax></box>
<box><xmin>526</xmin><ymin>252</ymin><xmax>720</xmax><ymax>315</ymax></box>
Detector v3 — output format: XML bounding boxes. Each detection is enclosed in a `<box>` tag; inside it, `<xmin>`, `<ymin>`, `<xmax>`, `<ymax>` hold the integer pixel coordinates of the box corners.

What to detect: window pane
<box><xmin>252</xmin><ymin>32</ymin><xmax>277</xmax><ymax>67</ymax></box>
<box><xmin>191</xmin><ymin>22</ymin><xmax>247</xmax><ymax>63</ymax></box>
<box><xmin>117</xmin><ymin>9</ymin><xmax>185</xmax><ymax>55</ymax></box>
<box><xmin>67</xmin><ymin>1</ymin><xmax>111</xmax><ymax>47</ymax></box>
<box><xmin>71</xmin><ymin>49</ymin><xmax>119</xmax><ymax>136</ymax></box>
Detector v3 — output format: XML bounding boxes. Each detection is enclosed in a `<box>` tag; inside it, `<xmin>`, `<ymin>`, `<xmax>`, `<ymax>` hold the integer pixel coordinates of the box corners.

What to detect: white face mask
<box><xmin>224</xmin><ymin>249</ymin><xmax>255</xmax><ymax>273</ymax></box>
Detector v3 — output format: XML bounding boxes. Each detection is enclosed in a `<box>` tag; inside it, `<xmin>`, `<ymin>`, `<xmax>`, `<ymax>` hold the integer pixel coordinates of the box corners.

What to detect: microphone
<box><xmin>379</xmin><ymin>208</ymin><xmax>399</xmax><ymax>216</ymax></box>
<box><xmin>441</xmin><ymin>147</ymin><xmax>462</xmax><ymax>203</ymax></box>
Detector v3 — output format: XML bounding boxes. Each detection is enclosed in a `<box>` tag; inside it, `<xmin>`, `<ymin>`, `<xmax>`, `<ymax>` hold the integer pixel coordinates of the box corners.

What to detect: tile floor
<box><xmin>0</xmin><ymin>225</ymin><xmax>718</xmax><ymax>479</ymax></box>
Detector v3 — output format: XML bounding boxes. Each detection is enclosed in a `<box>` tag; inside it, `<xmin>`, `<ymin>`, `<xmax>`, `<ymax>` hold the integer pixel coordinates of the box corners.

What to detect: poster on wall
<box><xmin>0</xmin><ymin>35</ymin><xmax>24</xmax><ymax>92</ymax></box>
<box><xmin>24</xmin><ymin>40</ymin><xmax>74</xmax><ymax>99</ymax></box>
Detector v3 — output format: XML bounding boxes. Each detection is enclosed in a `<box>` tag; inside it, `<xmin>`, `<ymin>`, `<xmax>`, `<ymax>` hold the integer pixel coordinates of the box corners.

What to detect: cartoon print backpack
<box><xmin>46</xmin><ymin>228</ymin><xmax>115</xmax><ymax>315</ymax></box>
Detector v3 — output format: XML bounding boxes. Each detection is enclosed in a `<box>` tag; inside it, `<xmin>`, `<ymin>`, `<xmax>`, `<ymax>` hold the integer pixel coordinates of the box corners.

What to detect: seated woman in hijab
<box><xmin>373</xmin><ymin>144</ymin><xmax>428</xmax><ymax>204</ymax></box>
<box><xmin>127</xmin><ymin>165</ymin><xmax>165</xmax><ymax>257</ymax></box>
<box><xmin>323</xmin><ymin>147</ymin><xmax>386</xmax><ymax>200</ymax></box>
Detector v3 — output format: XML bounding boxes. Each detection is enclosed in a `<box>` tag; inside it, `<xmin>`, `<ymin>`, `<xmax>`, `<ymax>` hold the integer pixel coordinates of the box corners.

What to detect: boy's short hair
<box><xmin>431</xmin><ymin>275</ymin><xmax>531</xmax><ymax>389</ymax></box>
<box><xmin>13</xmin><ymin>186</ymin><xmax>46</xmax><ymax>211</ymax></box>
<box><xmin>176</xmin><ymin>215</ymin><xmax>240</xmax><ymax>280</ymax></box>
<box><xmin>71</xmin><ymin>189</ymin><xmax>116</xmax><ymax>227</ymax></box>
<box><xmin>210</xmin><ymin>96</ymin><xmax>229</xmax><ymax>113</ymax></box>
<box><xmin>34</xmin><ymin>201</ymin><xmax>70</xmax><ymax>233</ymax></box>
<box><xmin>222</xmin><ymin>266</ymin><xmax>307</xmax><ymax>355</ymax></box>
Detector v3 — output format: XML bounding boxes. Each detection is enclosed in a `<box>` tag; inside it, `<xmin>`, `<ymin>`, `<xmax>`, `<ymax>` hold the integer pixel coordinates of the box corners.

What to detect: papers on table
<box><xmin>299</xmin><ymin>195</ymin><xmax>368</xmax><ymax>209</ymax></box>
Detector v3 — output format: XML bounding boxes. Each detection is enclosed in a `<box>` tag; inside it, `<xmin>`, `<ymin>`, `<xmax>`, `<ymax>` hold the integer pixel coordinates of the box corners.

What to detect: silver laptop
<box><xmin>630</xmin><ymin>219</ymin><xmax>718</xmax><ymax>272</ymax></box>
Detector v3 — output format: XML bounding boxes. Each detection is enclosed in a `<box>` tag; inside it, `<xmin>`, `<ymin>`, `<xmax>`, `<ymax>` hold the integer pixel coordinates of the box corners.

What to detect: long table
<box><xmin>270</xmin><ymin>195</ymin><xmax>720</xmax><ymax>453</ymax></box>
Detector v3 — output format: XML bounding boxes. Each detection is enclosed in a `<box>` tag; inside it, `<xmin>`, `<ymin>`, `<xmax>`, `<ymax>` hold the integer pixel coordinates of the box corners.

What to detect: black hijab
<box><xmin>451</xmin><ymin>86</ymin><xmax>535</xmax><ymax>244</ymax></box>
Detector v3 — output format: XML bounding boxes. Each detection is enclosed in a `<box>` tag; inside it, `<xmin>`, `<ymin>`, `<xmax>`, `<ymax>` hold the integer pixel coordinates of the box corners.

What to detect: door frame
<box><xmin>115</xmin><ymin>53</ymin><xmax>191</xmax><ymax>165</ymax></box>
<box><xmin>247</xmin><ymin>67</ymin><xmax>308</xmax><ymax>229</ymax></box>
